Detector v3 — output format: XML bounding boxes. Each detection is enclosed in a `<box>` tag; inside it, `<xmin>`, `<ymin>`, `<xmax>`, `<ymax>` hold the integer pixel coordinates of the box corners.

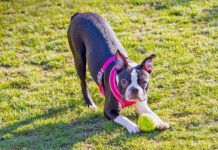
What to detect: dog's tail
<box><xmin>70</xmin><ymin>12</ymin><xmax>80</xmax><ymax>21</ymax></box>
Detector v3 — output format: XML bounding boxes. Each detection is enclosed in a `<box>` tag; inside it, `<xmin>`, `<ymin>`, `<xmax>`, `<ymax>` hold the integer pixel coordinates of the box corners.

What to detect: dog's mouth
<box><xmin>124</xmin><ymin>96</ymin><xmax>141</xmax><ymax>102</ymax></box>
<box><xmin>124</xmin><ymin>94</ymin><xmax>146</xmax><ymax>102</ymax></box>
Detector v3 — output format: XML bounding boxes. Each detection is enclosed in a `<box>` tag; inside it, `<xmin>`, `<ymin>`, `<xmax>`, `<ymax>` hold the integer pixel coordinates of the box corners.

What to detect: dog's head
<box><xmin>115</xmin><ymin>51</ymin><xmax>156</xmax><ymax>102</ymax></box>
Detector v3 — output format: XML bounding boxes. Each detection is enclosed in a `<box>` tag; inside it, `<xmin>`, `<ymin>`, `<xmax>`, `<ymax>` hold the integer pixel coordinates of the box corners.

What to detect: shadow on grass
<box><xmin>202</xmin><ymin>5</ymin><xmax>218</xmax><ymax>22</ymax></box>
<box><xmin>0</xmin><ymin>104</ymin><xmax>161</xmax><ymax>149</ymax></box>
<box><xmin>0</xmin><ymin>104</ymin><xmax>113</xmax><ymax>148</ymax></box>
<box><xmin>106</xmin><ymin>130</ymin><xmax>161</xmax><ymax>148</ymax></box>
<box><xmin>0</xmin><ymin>106</ymin><xmax>71</xmax><ymax>138</ymax></box>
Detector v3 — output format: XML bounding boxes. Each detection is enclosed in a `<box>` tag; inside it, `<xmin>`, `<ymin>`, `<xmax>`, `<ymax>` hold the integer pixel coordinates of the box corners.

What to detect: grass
<box><xmin>0</xmin><ymin>0</ymin><xmax>217</xmax><ymax>149</ymax></box>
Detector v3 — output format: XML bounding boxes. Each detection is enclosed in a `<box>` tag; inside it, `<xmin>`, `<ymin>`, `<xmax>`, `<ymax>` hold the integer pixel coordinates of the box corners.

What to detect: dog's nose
<box><xmin>131</xmin><ymin>87</ymin><xmax>138</xmax><ymax>95</ymax></box>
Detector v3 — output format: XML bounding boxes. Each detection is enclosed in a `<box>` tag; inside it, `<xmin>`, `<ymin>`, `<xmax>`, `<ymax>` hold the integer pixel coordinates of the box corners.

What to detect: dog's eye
<box><xmin>121</xmin><ymin>79</ymin><xmax>128</xmax><ymax>86</ymax></box>
<box><xmin>139</xmin><ymin>80</ymin><xmax>147</xmax><ymax>86</ymax></box>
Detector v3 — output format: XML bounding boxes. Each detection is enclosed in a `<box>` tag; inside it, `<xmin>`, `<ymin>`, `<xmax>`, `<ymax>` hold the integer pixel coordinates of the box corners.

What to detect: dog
<box><xmin>67</xmin><ymin>12</ymin><xmax>169</xmax><ymax>133</ymax></box>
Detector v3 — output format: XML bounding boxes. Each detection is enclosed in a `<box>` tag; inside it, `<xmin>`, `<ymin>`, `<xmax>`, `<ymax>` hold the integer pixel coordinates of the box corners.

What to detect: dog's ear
<box><xmin>140</xmin><ymin>54</ymin><xmax>156</xmax><ymax>74</ymax></box>
<box><xmin>115</xmin><ymin>50</ymin><xmax>129</xmax><ymax>71</ymax></box>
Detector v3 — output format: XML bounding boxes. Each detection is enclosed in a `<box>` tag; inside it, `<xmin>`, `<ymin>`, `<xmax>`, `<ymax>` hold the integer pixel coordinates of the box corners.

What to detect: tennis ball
<box><xmin>138</xmin><ymin>113</ymin><xmax>156</xmax><ymax>132</ymax></box>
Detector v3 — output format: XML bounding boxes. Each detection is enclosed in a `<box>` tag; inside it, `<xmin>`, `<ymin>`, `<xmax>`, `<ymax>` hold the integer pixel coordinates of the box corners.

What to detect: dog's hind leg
<box><xmin>70</xmin><ymin>45</ymin><xmax>97</xmax><ymax>109</ymax></box>
<box><xmin>68</xmin><ymin>31</ymin><xmax>97</xmax><ymax>109</ymax></box>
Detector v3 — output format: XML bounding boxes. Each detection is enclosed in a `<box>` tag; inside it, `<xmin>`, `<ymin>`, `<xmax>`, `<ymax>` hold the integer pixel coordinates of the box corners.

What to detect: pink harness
<box><xmin>97</xmin><ymin>56</ymin><xmax>136</xmax><ymax>108</ymax></box>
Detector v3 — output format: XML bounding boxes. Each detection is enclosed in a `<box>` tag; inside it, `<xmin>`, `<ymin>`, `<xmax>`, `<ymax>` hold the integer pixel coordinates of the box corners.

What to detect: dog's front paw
<box><xmin>88</xmin><ymin>104</ymin><xmax>97</xmax><ymax>109</ymax></box>
<box><xmin>156</xmin><ymin>122</ymin><xmax>170</xmax><ymax>131</ymax></box>
<box><xmin>126</xmin><ymin>123</ymin><xmax>140</xmax><ymax>134</ymax></box>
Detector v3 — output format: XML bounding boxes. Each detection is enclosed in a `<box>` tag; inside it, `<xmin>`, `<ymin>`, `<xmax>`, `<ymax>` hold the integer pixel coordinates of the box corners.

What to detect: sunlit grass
<box><xmin>0</xmin><ymin>0</ymin><xmax>217</xmax><ymax>149</ymax></box>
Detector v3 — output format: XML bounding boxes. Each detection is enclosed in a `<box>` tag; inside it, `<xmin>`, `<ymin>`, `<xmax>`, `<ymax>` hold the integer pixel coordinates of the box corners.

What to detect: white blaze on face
<box><xmin>131</xmin><ymin>69</ymin><xmax>138</xmax><ymax>85</ymax></box>
<box><xmin>125</xmin><ymin>69</ymin><xmax>144</xmax><ymax>100</ymax></box>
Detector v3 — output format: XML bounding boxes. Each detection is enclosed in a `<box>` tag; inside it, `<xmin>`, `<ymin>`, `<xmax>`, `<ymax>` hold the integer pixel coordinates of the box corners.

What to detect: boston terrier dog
<box><xmin>67</xmin><ymin>12</ymin><xmax>169</xmax><ymax>133</ymax></box>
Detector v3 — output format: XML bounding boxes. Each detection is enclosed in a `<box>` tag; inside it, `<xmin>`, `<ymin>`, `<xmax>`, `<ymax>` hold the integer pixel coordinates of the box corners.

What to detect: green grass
<box><xmin>0</xmin><ymin>0</ymin><xmax>217</xmax><ymax>149</ymax></box>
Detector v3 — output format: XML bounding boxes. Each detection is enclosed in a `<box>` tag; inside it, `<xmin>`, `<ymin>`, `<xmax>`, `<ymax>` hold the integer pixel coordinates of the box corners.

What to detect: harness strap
<box><xmin>97</xmin><ymin>56</ymin><xmax>136</xmax><ymax>108</ymax></box>
<box><xmin>97</xmin><ymin>56</ymin><xmax>115</xmax><ymax>96</ymax></box>
<box><xmin>109</xmin><ymin>67</ymin><xmax>136</xmax><ymax>108</ymax></box>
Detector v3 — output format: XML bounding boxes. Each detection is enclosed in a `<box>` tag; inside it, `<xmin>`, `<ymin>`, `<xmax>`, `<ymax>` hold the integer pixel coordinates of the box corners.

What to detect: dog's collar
<box><xmin>97</xmin><ymin>56</ymin><xmax>136</xmax><ymax>109</ymax></box>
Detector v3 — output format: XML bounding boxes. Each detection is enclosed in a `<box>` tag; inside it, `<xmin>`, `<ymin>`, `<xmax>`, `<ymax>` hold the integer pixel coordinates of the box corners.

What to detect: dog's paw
<box><xmin>126</xmin><ymin>123</ymin><xmax>140</xmax><ymax>134</ymax></box>
<box><xmin>156</xmin><ymin>122</ymin><xmax>170</xmax><ymax>131</ymax></box>
<box><xmin>88</xmin><ymin>104</ymin><xmax>97</xmax><ymax>109</ymax></box>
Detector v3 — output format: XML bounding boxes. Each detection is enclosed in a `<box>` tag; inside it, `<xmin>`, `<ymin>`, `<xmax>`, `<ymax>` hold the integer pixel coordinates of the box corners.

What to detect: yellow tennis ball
<box><xmin>138</xmin><ymin>113</ymin><xmax>156</xmax><ymax>132</ymax></box>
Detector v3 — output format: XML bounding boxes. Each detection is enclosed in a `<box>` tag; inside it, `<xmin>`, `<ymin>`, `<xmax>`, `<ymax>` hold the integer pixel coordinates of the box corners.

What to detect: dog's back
<box><xmin>67</xmin><ymin>12</ymin><xmax>127</xmax><ymax>80</ymax></box>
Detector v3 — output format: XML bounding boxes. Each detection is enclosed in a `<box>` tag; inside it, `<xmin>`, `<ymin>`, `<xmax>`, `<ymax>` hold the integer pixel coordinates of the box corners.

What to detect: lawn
<box><xmin>0</xmin><ymin>0</ymin><xmax>217</xmax><ymax>149</ymax></box>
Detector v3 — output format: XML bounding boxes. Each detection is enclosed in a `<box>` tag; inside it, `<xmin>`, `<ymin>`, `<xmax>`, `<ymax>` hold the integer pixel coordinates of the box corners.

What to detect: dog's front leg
<box><xmin>104</xmin><ymin>109</ymin><xmax>140</xmax><ymax>134</ymax></box>
<box><xmin>135</xmin><ymin>101</ymin><xmax>169</xmax><ymax>130</ymax></box>
<box><xmin>114</xmin><ymin>115</ymin><xmax>140</xmax><ymax>134</ymax></box>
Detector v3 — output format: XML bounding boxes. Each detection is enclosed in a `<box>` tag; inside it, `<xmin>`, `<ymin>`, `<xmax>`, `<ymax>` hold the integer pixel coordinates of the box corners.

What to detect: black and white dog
<box><xmin>67</xmin><ymin>12</ymin><xmax>169</xmax><ymax>133</ymax></box>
